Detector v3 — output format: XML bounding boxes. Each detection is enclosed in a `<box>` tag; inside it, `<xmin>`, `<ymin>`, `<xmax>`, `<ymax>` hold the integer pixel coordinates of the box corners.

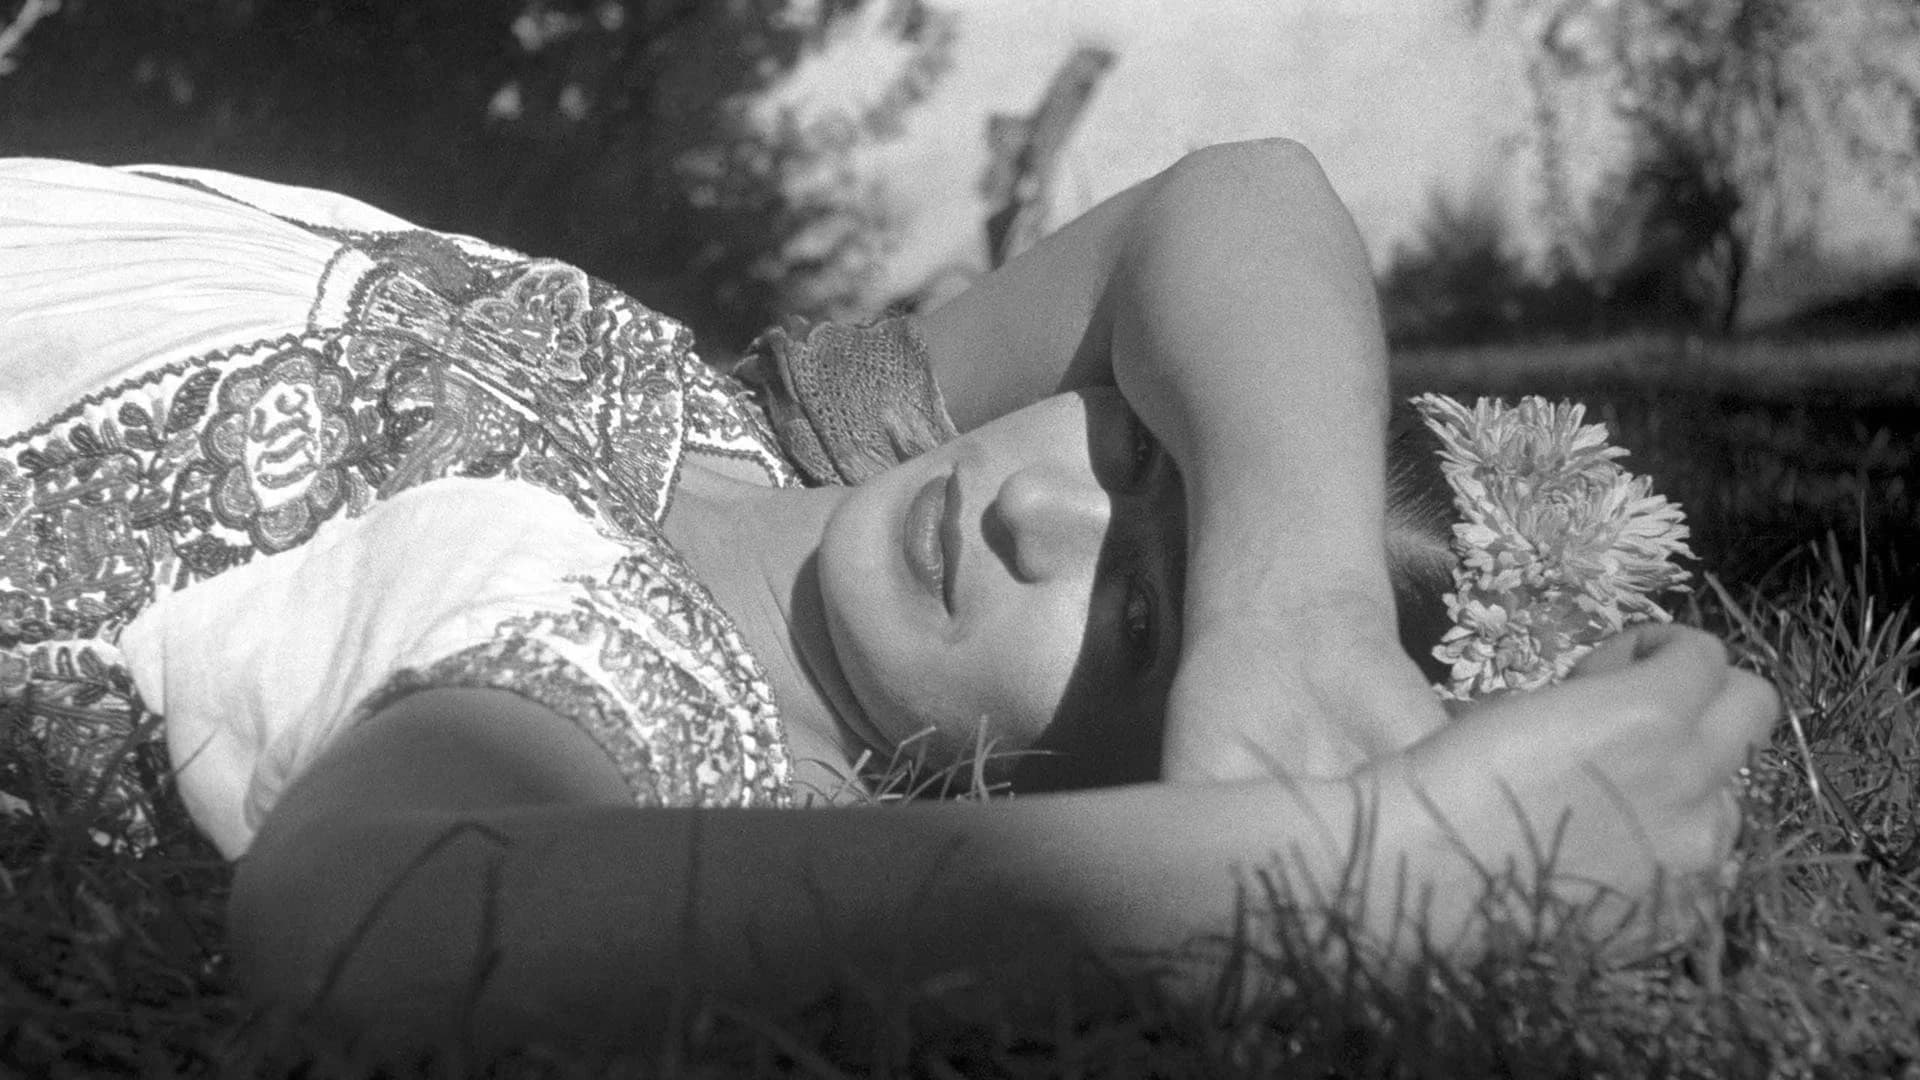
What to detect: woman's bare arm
<box><xmin>918</xmin><ymin>139</ymin><xmax>1442</xmax><ymax>779</ymax></box>
<box><xmin>231</xmin><ymin>627</ymin><xmax>1776</xmax><ymax>1053</ymax></box>
<box><xmin>231</xmin><ymin>688</ymin><xmax>1351</xmax><ymax>1050</ymax></box>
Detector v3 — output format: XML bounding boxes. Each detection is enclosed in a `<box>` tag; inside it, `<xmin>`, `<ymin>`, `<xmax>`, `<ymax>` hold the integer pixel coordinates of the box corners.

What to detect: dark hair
<box><xmin>1384</xmin><ymin>399</ymin><xmax>1460</xmax><ymax>687</ymax></box>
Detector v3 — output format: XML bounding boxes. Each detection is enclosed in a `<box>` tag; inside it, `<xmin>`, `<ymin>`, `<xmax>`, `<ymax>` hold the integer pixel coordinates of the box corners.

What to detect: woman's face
<box><xmin>816</xmin><ymin>388</ymin><xmax>1186</xmax><ymax>787</ymax></box>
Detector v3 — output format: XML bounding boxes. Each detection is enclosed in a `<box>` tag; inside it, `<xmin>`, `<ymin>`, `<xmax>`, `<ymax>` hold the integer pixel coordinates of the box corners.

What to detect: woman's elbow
<box><xmin>1134</xmin><ymin>136</ymin><xmax>1354</xmax><ymax>253</ymax></box>
<box><xmin>1164</xmin><ymin>137</ymin><xmax>1328</xmax><ymax>194</ymax></box>
<box><xmin>1133</xmin><ymin>136</ymin><xmax>1371</xmax><ymax>293</ymax></box>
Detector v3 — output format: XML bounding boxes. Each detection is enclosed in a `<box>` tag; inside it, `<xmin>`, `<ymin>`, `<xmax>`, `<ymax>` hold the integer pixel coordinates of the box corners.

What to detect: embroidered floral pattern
<box><xmin>1</xmin><ymin>638</ymin><xmax>166</xmax><ymax>846</ymax></box>
<box><xmin>1</xmin><ymin>415</ymin><xmax>167</xmax><ymax>643</ymax></box>
<box><xmin>203</xmin><ymin>346</ymin><xmax>358</xmax><ymax>552</ymax></box>
<box><xmin>3</xmin><ymin>181</ymin><xmax>799</xmax><ymax>819</ymax></box>
<box><xmin>681</xmin><ymin>349</ymin><xmax>795</xmax><ymax>485</ymax></box>
<box><xmin>461</xmin><ymin>262</ymin><xmax>597</xmax><ymax>386</ymax></box>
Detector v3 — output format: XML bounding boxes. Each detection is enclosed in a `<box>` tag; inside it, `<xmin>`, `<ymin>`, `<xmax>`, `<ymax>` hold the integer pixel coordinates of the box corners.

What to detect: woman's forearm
<box><xmin>918</xmin><ymin>141</ymin><xmax>1441</xmax><ymax>779</ymax></box>
<box><xmin>232</xmin><ymin>780</ymin><xmax>1368</xmax><ymax>1050</ymax></box>
<box><xmin>1109</xmin><ymin>140</ymin><xmax>1393</xmax><ymax>607</ymax></box>
<box><xmin>229</xmin><ymin>690</ymin><xmax>1371</xmax><ymax>1048</ymax></box>
<box><xmin>922</xmin><ymin>140</ymin><xmax>1394</xmax><ymax>573</ymax></box>
<box><xmin>231</xmin><ymin>626</ymin><xmax>1774</xmax><ymax>1054</ymax></box>
<box><xmin>232</xmin><ymin>742</ymin><xmax>1735</xmax><ymax>1054</ymax></box>
<box><xmin>1104</xmin><ymin>143</ymin><xmax>1430</xmax><ymax>775</ymax></box>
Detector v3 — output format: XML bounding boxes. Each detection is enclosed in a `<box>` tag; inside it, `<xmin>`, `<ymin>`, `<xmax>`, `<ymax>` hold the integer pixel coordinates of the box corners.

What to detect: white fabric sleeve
<box><xmin>119</xmin><ymin>480</ymin><xmax>631</xmax><ymax>857</ymax></box>
<box><xmin>121</xmin><ymin>164</ymin><xmax>424</xmax><ymax>233</ymax></box>
<box><xmin>0</xmin><ymin>159</ymin><xmax>338</xmax><ymax>430</ymax></box>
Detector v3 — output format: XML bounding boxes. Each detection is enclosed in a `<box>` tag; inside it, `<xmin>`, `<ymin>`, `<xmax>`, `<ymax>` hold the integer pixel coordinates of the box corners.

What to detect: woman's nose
<box><xmin>988</xmin><ymin>466</ymin><xmax>1111</xmax><ymax>583</ymax></box>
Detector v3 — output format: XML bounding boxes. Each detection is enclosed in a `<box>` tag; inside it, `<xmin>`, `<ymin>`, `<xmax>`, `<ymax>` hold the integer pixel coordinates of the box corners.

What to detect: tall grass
<box><xmin>5</xmin><ymin>341</ymin><xmax>1919</xmax><ymax>1075</ymax></box>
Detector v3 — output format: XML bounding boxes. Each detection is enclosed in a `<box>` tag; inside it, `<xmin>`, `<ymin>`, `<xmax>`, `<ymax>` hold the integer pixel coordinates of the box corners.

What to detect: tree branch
<box><xmin>0</xmin><ymin>0</ymin><xmax>58</xmax><ymax>77</ymax></box>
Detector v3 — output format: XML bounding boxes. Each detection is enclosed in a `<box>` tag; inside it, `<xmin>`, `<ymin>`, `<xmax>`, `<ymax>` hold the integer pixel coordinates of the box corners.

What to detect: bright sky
<box><xmin>781</xmin><ymin>0</ymin><xmax>1916</xmax><ymax>303</ymax></box>
<box><xmin>887</xmin><ymin>0</ymin><xmax>1525</xmax><ymax>278</ymax></box>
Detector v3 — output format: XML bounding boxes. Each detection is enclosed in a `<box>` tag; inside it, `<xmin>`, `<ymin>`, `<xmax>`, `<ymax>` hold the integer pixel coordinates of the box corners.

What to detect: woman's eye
<box><xmin>1122</xmin><ymin>574</ymin><xmax>1157</xmax><ymax>672</ymax></box>
<box><xmin>1124</xmin><ymin>411</ymin><xmax>1157</xmax><ymax>488</ymax></box>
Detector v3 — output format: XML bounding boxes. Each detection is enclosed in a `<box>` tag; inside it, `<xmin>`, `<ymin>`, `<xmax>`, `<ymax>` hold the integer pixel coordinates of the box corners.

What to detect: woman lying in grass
<box><xmin>0</xmin><ymin>139</ymin><xmax>1776</xmax><ymax>1054</ymax></box>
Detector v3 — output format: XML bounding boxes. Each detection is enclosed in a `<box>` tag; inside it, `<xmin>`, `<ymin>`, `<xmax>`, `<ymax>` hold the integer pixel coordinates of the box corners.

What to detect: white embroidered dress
<box><xmin>0</xmin><ymin>161</ymin><xmax>797</xmax><ymax>855</ymax></box>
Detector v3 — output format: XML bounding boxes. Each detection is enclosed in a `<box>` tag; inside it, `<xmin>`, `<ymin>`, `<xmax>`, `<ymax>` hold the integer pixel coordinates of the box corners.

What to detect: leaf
<box><xmin>69</xmin><ymin>424</ymin><xmax>103</xmax><ymax>458</ymax></box>
<box><xmin>118</xmin><ymin>401</ymin><xmax>153</xmax><ymax>429</ymax></box>
<box><xmin>166</xmin><ymin>369</ymin><xmax>222</xmax><ymax>434</ymax></box>
<box><xmin>460</xmin><ymin>450</ymin><xmax>516</xmax><ymax>479</ymax></box>
<box><xmin>28</xmin><ymin>438</ymin><xmax>71</xmax><ymax>469</ymax></box>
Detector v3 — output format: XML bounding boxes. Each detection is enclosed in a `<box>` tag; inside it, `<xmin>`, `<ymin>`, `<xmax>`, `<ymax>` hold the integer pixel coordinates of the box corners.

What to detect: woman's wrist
<box><xmin>1176</xmin><ymin>407</ymin><xmax>1396</xmax><ymax>606</ymax></box>
<box><xmin>1160</xmin><ymin>631</ymin><xmax>1445</xmax><ymax>784</ymax></box>
<box><xmin>1165</xmin><ymin>518</ymin><xmax>1433</xmax><ymax>769</ymax></box>
<box><xmin>1123</xmin><ymin>772</ymin><xmax>1462</xmax><ymax>969</ymax></box>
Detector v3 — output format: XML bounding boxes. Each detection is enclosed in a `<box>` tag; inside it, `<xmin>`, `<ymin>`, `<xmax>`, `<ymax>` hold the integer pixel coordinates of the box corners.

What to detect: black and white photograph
<box><xmin>2</xmin><ymin>1</ymin><xmax>1916</xmax><ymax>1074</ymax></box>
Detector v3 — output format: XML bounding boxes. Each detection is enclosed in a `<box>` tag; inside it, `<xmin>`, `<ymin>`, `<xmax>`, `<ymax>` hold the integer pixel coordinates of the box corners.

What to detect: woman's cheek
<box><xmin>968</xmin><ymin>593</ymin><xmax>1094</xmax><ymax>749</ymax></box>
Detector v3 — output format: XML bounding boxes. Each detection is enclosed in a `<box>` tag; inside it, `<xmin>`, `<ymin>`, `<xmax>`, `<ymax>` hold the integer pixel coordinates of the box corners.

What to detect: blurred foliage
<box><xmin>0</xmin><ymin>0</ymin><xmax>951</xmax><ymax>352</ymax></box>
<box><xmin>1383</xmin><ymin>186</ymin><xmax>1532</xmax><ymax>346</ymax></box>
<box><xmin>1376</xmin><ymin>181</ymin><xmax>1920</xmax><ymax>347</ymax></box>
<box><xmin>1586</xmin><ymin>128</ymin><xmax>1748</xmax><ymax>334</ymax></box>
<box><xmin>1378</xmin><ymin>185</ymin><xmax>1614</xmax><ymax>346</ymax></box>
<box><xmin>1467</xmin><ymin>0</ymin><xmax>1920</xmax><ymax>338</ymax></box>
<box><xmin>1571</xmin><ymin>0</ymin><xmax>1796</xmax><ymax>334</ymax></box>
<box><xmin>1377</xmin><ymin>173</ymin><xmax>1920</xmax><ymax>347</ymax></box>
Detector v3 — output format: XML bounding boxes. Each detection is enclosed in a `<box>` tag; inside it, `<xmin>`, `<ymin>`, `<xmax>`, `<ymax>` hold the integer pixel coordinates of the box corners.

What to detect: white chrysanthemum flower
<box><xmin>1412</xmin><ymin>393</ymin><xmax>1694</xmax><ymax>702</ymax></box>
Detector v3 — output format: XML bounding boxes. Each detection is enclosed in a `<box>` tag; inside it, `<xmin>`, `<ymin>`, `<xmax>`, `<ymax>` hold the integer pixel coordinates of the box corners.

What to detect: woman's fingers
<box><xmin>1697</xmin><ymin>666</ymin><xmax>1780</xmax><ymax>798</ymax></box>
<box><xmin>1406</xmin><ymin>626</ymin><xmax>1777</xmax><ymax>903</ymax></box>
<box><xmin>1570</xmin><ymin>624</ymin><xmax>1728</xmax><ymax>708</ymax></box>
<box><xmin>1565</xmin><ymin>626</ymin><xmax>1647</xmax><ymax>679</ymax></box>
<box><xmin>1717</xmin><ymin>666</ymin><xmax>1783</xmax><ymax>750</ymax></box>
<box><xmin>1570</xmin><ymin>625</ymin><xmax>1780</xmax><ymax>778</ymax></box>
<box><xmin>1427</xmin><ymin>626</ymin><xmax>1725</xmax><ymax>785</ymax></box>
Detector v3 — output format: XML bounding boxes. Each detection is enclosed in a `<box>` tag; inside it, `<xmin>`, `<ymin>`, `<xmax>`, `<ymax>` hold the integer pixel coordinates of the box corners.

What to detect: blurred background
<box><xmin>2</xmin><ymin>0</ymin><xmax>1917</xmax><ymax>587</ymax></box>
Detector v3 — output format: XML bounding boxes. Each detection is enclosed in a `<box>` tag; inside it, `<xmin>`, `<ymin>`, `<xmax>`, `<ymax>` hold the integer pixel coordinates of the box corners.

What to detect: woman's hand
<box><xmin>1364</xmin><ymin>624</ymin><xmax>1780</xmax><ymax>951</ymax></box>
<box><xmin>1161</xmin><ymin>597</ymin><xmax>1449</xmax><ymax>782</ymax></box>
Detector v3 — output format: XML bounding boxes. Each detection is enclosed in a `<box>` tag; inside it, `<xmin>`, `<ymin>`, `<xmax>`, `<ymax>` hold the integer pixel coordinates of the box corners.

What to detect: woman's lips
<box><xmin>905</xmin><ymin>473</ymin><xmax>958</xmax><ymax>614</ymax></box>
<box><xmin>939</xmin><ymin>471</ymin><xmax>962</xmax><ymax>610</ymax></box>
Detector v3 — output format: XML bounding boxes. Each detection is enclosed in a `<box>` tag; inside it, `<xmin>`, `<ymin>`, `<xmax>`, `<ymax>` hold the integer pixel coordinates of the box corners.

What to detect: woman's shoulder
<box><xmin>0</xmin><ymin>160</ymin><xmax>355</xmax><ymax>431</ymax></box>
<box><xmin>112</xmin><ymin>164</ymin><xmax>426</xmax><ymax>234</ymax></box>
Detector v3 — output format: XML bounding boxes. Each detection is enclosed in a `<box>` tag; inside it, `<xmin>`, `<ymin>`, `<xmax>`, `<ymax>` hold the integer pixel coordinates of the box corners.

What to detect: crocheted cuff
<box><xmin>735</xmin><ymin>315</ymin><xmax>960</xmax><ymax>486</ymax></box>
